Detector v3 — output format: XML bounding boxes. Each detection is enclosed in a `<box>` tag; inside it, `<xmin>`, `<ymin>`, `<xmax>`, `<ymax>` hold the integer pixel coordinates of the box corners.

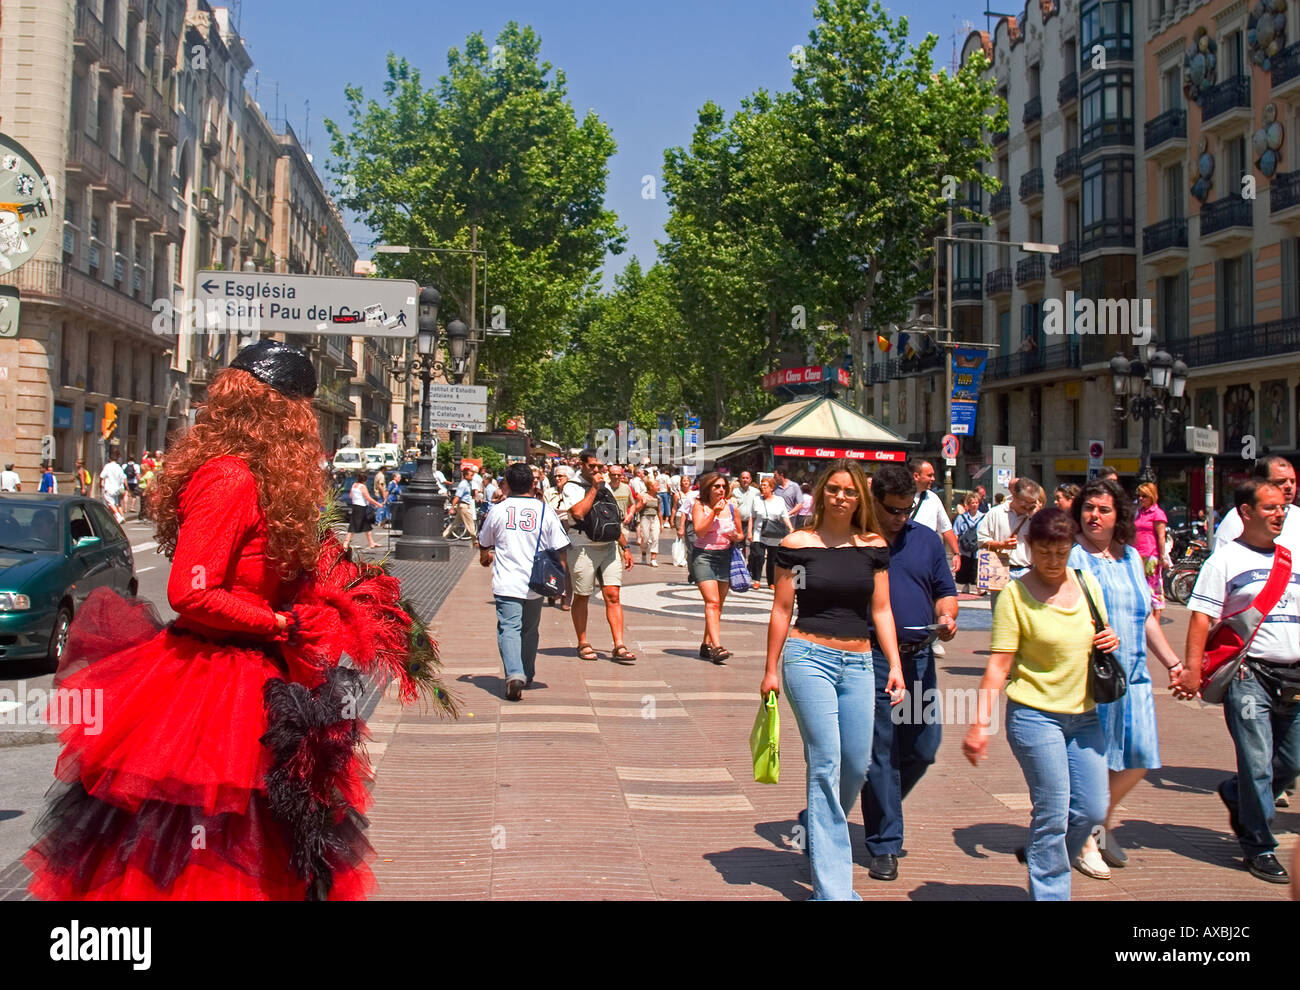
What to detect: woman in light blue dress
<box><xmin>1065</xmin><ymin>478</ymin><xmax>1190</xmax><ymax>879</ymax></box>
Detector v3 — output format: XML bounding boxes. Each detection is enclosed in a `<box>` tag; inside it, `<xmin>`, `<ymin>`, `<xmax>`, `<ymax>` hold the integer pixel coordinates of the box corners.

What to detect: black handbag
<box><xmin>1074</xmin><ymin>568</ymin><xmax>1127</xmax><ymax>704</ymax></box>
<box><xmin>528</xmin><ymin>503</ymin><xmax>569</xmax><ymax>598</ymax></box>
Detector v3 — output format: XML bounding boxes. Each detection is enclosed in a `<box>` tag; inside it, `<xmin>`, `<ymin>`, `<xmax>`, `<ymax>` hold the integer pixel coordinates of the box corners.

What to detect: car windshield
<box><xmin>337</xmin><ymin>453</ymin><xmax>361</xmax><ymax>463</ymax></box>
<box><xmin>0</xmin><ymin>504</ymin><xmax>62</xmax><ymax>552</ymax></box>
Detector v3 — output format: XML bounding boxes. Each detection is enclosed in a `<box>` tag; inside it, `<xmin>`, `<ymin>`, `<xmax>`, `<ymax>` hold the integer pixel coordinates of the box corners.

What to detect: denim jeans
<box><xmin>861</xmin><ymin>646</ymin><xmax>941</xmax><ymax>856</ymax></box>
<box><xmin>1005</xmin><ymin>701</ymin><xmax>1109</xmax><ymax>901</ymax></box>
<box><xmin>782</xmin><ymin>636</ymin><xmax>874</xmax><ymax>901</ymax></box>
<box><xmin>1222</xmin><ymin>665</ymin><xmax>1300</xmax><ymax>858</ymax></box>
<box><xmin>495</xmin><ymin>595</ymin><xmax>543</xmax><ymax>684</ymax></box>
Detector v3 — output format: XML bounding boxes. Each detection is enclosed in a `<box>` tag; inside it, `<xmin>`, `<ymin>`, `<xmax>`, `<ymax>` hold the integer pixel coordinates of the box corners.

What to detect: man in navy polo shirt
<box><xmin>861</xmin><ymin>463</ymin><xmax>958</xmax><ymax>882</ymax></box>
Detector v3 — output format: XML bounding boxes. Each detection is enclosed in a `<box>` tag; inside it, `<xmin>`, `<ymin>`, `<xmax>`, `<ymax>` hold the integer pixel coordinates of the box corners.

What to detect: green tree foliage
<box><xmin>325</xmin><ymin>24</ymin><xmax>624</xmax><ymax>425</ymax></box>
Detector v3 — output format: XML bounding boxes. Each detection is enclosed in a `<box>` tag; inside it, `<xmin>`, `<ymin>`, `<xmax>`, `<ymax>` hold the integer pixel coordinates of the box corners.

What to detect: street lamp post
<box><xmin>1110</xmin><ymin>345</ymin><xmax>1189</xmax><ymax>484</ymax></box>
<box><xmin>390</xmin><ymin>288</ymin><xmax>472</xmax><ymax>561</ymax></box>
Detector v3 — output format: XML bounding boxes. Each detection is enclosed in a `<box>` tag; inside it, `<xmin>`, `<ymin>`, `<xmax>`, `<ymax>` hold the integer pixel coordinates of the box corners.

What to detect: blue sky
<box><xmin>238</xmin><ymin>0</ymin><xmax>988</xmax><ymax>280</ymax></box>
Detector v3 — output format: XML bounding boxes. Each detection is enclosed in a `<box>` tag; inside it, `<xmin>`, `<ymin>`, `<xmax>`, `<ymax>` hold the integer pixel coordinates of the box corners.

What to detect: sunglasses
<box><xmin>875</xmin><ymin>499</ymin><xmax>912</xmax><ymax>516</ymax></box>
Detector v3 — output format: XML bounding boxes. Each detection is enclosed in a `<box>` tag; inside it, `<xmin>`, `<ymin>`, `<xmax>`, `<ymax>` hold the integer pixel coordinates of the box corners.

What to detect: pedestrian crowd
<box><xmin>472</xmin><ymin>448</ymin><xmax>1300</xmax><ymax>902</ymax></box>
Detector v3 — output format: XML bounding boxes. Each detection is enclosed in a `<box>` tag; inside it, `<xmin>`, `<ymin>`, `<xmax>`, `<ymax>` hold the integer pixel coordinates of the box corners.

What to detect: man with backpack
<box><xmin>558</xmin><ymin>448</ymin><xmax>637</xmax><ymax>663</ymax></box>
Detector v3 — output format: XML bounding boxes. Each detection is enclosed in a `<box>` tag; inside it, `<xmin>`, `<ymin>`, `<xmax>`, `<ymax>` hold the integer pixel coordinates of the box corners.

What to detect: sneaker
<box><xmin>1245</xmin><ymin>853</ymin><xmax>1289</xmax><ymax>884</ymax></box>
<box><xmin>1097</xmin><ymin>827</ymin><xmax>1127</xmax><ymax>868</ymax></box>
<box><xmin>650</xmin><ymin>559</ymin><xmax>659</xmax><ymax>567</ymax></box>
<box><xmin>1072</xmin><ymin>840</ymin><xmax>1111</xmax><ymax>880</ymax></box>
<box><xmin>505</xmin><ymin>678</ymin><xmax>524</xmax><ymax>702</ymax></box>
<box><xmin>1276</xmin><ymin>791</ymin><xmax>1291</xmax><ymax>808</ymax></box>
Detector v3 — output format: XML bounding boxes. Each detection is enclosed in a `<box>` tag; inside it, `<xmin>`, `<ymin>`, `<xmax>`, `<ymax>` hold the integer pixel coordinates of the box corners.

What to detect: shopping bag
<box><xmin>728</xmin><ymin>546</ymin><xmax>752</xmax><ymax>592</ymax></box>
<box><xmin>750</xmin><ymin>691</ymin><xmax>780</xmax><ymax>784</ymax></box>
<box><xmin>672</xmin><ymin>536</ymin><xmax>689</xmax><ymax>568</ymax></box>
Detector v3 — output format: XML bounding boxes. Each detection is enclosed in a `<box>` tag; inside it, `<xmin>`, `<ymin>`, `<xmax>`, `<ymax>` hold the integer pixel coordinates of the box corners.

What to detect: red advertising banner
<box><xmin>772</xmin><ymin>444</ymin><xmax>906</xmax><ymax>462</ymax></box>
<box><xmin>761</xmin><ymin>365</ymin><xmax>852</xmax><ymax>391</ymax></box>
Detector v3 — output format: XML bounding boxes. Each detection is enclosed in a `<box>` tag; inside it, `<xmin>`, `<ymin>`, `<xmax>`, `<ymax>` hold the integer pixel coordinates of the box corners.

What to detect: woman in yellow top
<box><xmin>962</xmin><ymin>507</ymin><xmax>1120</xmax><ymax>900</ymax></box>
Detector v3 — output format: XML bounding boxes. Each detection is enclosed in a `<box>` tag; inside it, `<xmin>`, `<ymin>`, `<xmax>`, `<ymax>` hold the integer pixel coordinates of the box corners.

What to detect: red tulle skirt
<box><xmin>23</xmin><ymin>590</ymin><xmax>376</xmax><ymax>901</ymax></box>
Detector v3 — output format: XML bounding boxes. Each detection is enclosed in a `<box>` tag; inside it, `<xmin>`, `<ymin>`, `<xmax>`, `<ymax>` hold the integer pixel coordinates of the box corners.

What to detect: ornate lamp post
<box><xmin>1110</xmin><ymin>343</ymin><xmax>1189</xmax><ymax>485</ymax></box>
<box><xmin>390</xmin><ymin>289</ymin><xmax>471</xmax><ymax>561</ymax></box>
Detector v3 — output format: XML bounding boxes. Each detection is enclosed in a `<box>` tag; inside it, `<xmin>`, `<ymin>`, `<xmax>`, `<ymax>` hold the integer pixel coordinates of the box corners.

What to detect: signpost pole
<box><xmin>1206</xmin><ymin>455</ymin><xmax>1215</xmax><ymax>541</ymax></box>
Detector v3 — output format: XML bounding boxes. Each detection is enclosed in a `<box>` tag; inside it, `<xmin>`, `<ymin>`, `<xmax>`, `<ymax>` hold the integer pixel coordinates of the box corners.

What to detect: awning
<box><xmin>700</xmin><ymin>440</ymin><xmax>763</xmax><ymax>462</ymax></box>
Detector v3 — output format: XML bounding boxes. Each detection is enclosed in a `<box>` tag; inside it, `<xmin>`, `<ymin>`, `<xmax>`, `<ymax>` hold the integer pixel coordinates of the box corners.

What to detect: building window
<box><xmin>1163</xmin><ymin>163</ymin><xmax>1184</xmax><ymax>218</ymax></box>
<box><xmin>1217</xmin><ymin>254</ymin><xmax>1254</xmax><ymax>331</ymax></box>
<box><xmin>1224</xmin><ymin>135</ymin><xmax>1248</xmax><ymax>193</ymax></box>
<box><xmin>998</xmin><ymin>393</ymin><xmax>1010</xmax><ymax>446</ymax></box>
<box><xmin>1224</xmin><ymin>29</ymin><xmax>1246</xmax><ymax>77</ymax></box>
<box><xmin>1030</xmin><ymin>388</ymin><xmax>1043</xmax><ymax>451</ymax></box>
<box><xmin>1070</xmin><ymin>399</ymin><xmax>1081</xmax><ymax>450</ymax></box>
<box><xmin>1162</xmin><ymin>66</ymin><xmax>1182</xmax><ymax>111</ymax></box>
<box><xmin>1081</xmin><ymin>0</ymin><xmax>1134</xmax><ymax>63</ymax></box>
<box><xmin>1080</xmin><ymin>71</ymin><xmax>1134</xmax><ymax>151</ymax></box>
<box><xmin>1081</xmin><ymin>156</ymin><xmax>1134</xmax><ymax>250</ymax></box>
<box><xmin>1158</xmin><ymin>272</ymin><xmax>1189</xmax><ymax>343</ymax></box>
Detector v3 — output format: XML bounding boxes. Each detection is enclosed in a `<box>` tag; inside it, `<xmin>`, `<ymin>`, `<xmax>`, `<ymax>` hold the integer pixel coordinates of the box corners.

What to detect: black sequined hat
<box><xmin>228</xmin><ymin>339</ymin><xmax>316</xmax><ymax>399</ymax></box>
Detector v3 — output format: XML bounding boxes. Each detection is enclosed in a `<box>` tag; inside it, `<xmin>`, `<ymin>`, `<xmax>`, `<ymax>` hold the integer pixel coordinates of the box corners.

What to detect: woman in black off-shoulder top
<box><xmin>759</xmin><ymin>459</ymin><xmax>904</xmax><ymax>901</ymax></box>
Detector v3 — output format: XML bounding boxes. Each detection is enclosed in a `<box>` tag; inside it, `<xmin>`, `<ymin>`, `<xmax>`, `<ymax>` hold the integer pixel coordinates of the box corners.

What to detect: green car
<box><xmin>0</xmin><ymin>495</ymin><xmax>138</xmax><ymax>664</ymax></box>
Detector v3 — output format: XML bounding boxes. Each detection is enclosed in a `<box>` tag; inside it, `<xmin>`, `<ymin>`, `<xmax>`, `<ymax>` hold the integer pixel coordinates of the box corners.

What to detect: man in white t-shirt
<box><xmin>0</xmin><ymin>462</ymin><xmax>20</xmax><ymax>492</ymax></box>
<box><xmin>479</xmin><ymin>463</ymin><xmax>570</xmax><ymax>700</ymax></box>
<box><xmin>99</xmin><ymin>452</ymin><xmax>128</xmax><ymax>522</ymax></box>
<box><xmin>977</xmin><ymin>477</ymin><xmax>1040</xmax><ymax>578</ymax></box>
<box><xmin>1186</xmin><ymin>479</ymin><xmax>1300</xmax><ymax>885</ymax></box>
<box><xmin>1213</xmin><ymin>455</ymin><xmax>1299</xmax><ymax>555</ymax></box>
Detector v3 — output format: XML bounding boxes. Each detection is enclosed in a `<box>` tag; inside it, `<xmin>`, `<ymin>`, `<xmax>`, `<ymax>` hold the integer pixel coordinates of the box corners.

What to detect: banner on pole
<box><xmin>949</xmin><ymin>347</ymin><xmax>988</xmax><ymax>436</ymax></box>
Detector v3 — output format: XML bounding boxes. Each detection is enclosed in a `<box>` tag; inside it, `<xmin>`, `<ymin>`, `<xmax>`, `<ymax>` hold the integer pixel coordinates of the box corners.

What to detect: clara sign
<box><xmin>761</xmin><ymin>365</ymin><xmax>852</xmax><ymax>392</ymax></box>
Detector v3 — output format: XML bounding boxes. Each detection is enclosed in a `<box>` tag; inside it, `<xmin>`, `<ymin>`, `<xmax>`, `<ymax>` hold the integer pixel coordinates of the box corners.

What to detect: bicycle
<box><xmin>444</xmin><ymin>504</ymin><xmax>474</xmax><ymax>541</ymax></box>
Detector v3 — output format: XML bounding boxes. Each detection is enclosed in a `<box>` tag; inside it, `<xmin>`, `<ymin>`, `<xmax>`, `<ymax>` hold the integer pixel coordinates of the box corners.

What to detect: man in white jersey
<box><xmin>479</xmin><ymin>463</ymin><xmax>570</xmax><ymax>700</ymax></box>
<box><xmin>1213</xmin><ymin>455</ymin><xmax>1299</xmax><ymax>554</ymax></box>
<box><xmin>1186</xmin><ymin>479</ymin><xmax>1300</xmax><ymax>885</ymax></box>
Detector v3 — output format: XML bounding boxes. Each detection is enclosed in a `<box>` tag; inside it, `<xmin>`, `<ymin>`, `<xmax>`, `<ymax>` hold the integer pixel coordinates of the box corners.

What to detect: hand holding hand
<box><xmin>1170</xmin><ymin>663</ymin><xmax>1199</xmax><ymax>699</ymax></box>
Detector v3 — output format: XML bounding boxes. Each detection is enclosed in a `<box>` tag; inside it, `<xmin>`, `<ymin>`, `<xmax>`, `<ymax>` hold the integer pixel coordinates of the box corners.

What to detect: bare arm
<box><xmin>871</xmin><ymin>567</ymin><xmax>905</xmax><ymax>703</ymax></box>
<box><xmin>760</xmin><ymin>554</ymin><xmax>797</xmax><ymax>698</ymax></box>
<box><xmin>962</xmin><ymin>651</ymin><xmax>1016</xmax><ymax>764</ymax></box>
<box><xmin>1184</xmin><ymin>611</ymin><xmax>1211</xmax><ymax>684</ymax></box>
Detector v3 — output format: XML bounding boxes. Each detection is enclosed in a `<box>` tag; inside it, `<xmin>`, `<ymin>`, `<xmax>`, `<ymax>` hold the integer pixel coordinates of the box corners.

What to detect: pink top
<box><xmin>694</xmin><ymin>502</ymin><xmax>739</xmax><ymax>550</ymax></box>
<box><xmin>799</xmin><ymin>493</ymin><xmax>813</xmax><ymax>515</ymax></box>
<box><xmin>1134</xmin><ymin>503</ymin><xmax>1167</xmax><ymax>558</ymax></box>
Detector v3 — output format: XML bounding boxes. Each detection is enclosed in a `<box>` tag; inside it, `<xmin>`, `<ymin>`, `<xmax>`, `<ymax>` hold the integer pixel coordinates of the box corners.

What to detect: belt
<box><xmin>898</xmin><ymin>641</ymin><xmax>933</xmax><ymax>657</ymax></box>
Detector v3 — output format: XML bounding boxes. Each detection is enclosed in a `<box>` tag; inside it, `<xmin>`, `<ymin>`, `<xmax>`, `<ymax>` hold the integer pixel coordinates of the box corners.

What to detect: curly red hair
<box><xmin>152</xmin><ymin>368</ymin><xmax>328</xmax><ymax>579</ymax></box>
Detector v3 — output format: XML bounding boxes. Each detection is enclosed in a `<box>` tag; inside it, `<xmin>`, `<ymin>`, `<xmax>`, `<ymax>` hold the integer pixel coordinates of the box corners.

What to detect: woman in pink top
<box><xmin>1133</xmin><ymin>482</ymin><xmax>1170</xmax><ymax>621</ymax></box>
<box><xmin>691</xmin><ymin>472</ymin><xmax>745</xmax><ymax>663</ymax></box>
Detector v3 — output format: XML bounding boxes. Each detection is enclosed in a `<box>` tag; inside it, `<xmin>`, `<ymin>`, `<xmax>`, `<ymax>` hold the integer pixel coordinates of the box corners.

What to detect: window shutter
<box><xmin>1215</xmin><ymin>260</ymin><xmax>1224</xmax><ymax>332</ymax></box>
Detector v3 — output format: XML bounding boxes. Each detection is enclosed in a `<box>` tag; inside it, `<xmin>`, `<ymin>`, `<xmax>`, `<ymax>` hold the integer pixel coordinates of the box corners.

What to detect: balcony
<box><xmin>985</xmin><ymin>341</ymin><xmax>1082</xmax><ymax>380</ymax></box>
<box><xmin>127</xmin><ymin>175</ymin><xmax>150</xmax><ymax>220</ymax></box>
<box><xmin>1080</xmin><ymin>121</ymin><xmax>1135</xmax><ymax>156</ymax></box>
<box><xmin>1143</xmin><ymin>108</ymin><xmax>1187</xmax><ymax>161</ymax></box>
<box><xmin>1142</xmin><ymin>217</ymin><xmax>1188</xmax><ymax>269</ymax></box>
<box><xmin>1272</xmin><ymin>42</ymin><xmax>1300</xmax><ymax>99</ymax></box>
<box><xmin>98</xmin><ymin>34</ymin><xmax>126</xmax><ymax>84</ymax></box>
<box><xmin>202</xmin><ymin>121</ymin><xmax>221</xmax><ymax>153</ymax></box>
<box><xmin>1199</xmin><ymin>195</ymin><xmax>1253</xmax><ymax>245</ymax></box>
<box><xmin>1049</xmin><ymin>240</ymin><xmax>1079</xmax><ymax>277</ymax></box>
<box><xmin>146</xmin><ymin>3</ymin><xmax>163</xmax><ymax>40</ymax></box>
<box><xmin>992</xmin><ymin>129</ymin><xmax>1009</xmax><ymax>146</ymax></box>
<box><xmin>990</xmin><ymin>187</ymin><xmax>1011</xmax><ymax>216</ymax></box>
<box><xmin>73</xmin><ymin>3</ymin><xmax>105</xmax><ymax>61</ymax></box>
<box><xmin>1019</xmin><ymin>167</ymin><xmax>1044</xmax><ymax>203</ymax></box>
<box><xmin>196</xmin><ymin>195</ymin><xmax>219</xmax><ymax>225</ymax></box>
<box><xmin>102</xmin><ymin>153</ymin><xmax>128</xmax><ymax>198</ymax></box>
<box><xmin>1055</xmin><ymin>147</ymin><xmax>1081</xmax><ymax>186</ymax></box>
<box><xmin>1058</xmin><ymin>71</ymin><xmax>1078</xmax><ymax>106</ymax></box>
<box><xmin>145</xmin><ymin>187</ymin><xmax>168</xmax><ymax>235</ymax></box>
<box><xmin>985</xmin><ymin>267</ymin><xmax>1013</xmax><ymax>295</ymax></box>
<box><xmin>1183</xmin><ymin>319</ymin><xmax>1300</xmax><ymax>368</ymax></box>
<box><xmin>122</xmin><ymin>63</ymin><xmax>145</xmax><ymax>109</ymax></box>
<box><xmin>65</xmin><ymin>131</ymin><xmax>107</xmax><ymax>179</ymax></box>
<box><xmin>152</xmin><ymin>87</ymin><xmax>179</xmax><ymax>143</ymax></box>
<box><xmin>1015</xmin><ymin>254</ymin><xmax>1046</xmax><ymax>287</ymax></box>
<box><xmin>1201</xmin><ymin>76</ymin><xmax>1252</xmax><ymax>136</ymax></box>
<box><xmin>126</xmin><ymin>0</ymin><xmax>145</xmax><ymax>20</ymax></box>
<box><xmin>0</xmin><ymin>260</ymin><xmax>160</xmax><ymax>341</ymax></box>
<box><xmin>1022</xmin><ymin>95</ymin><xmax>1042</xmax><ymax>128</ymax></box>
<box><xmin>1080</xmin><ymin>218</ymin><xmax>1135</xmax><ymax>254</ymax></box>
<box><xmin>1271</xmin><ymin>170</ymin><xmax>1300</xmax><ymax>224</ymax></box>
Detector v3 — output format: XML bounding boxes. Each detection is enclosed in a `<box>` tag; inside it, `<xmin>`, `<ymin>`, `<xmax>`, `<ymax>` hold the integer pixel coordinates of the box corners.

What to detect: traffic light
<box><xmin>102</xmin><ymin>402</ymin><xmax>117</xmax><ymax>440</ymax></box>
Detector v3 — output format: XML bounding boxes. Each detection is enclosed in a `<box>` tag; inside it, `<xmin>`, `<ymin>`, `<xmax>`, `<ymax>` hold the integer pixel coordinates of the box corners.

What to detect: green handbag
<box><xmin>750</xmin><ymin>691</ymin><xmax>780</xmax><ymax>784</ymax></box>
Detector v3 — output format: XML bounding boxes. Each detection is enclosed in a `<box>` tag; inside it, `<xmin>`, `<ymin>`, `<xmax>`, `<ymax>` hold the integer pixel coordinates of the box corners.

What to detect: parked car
<box><xmin>332</xmin><ymin>447</ymin><xmax>365</xmax><ymax>473</ymax></box>
<box><xmin>398</xmin><ymin>461</ymin><xmax>418</xmax><ymax>484</ymax></box>
<box><xmin>0</xmin><ymin>494</ymin><xmax>137</xmax><ymax>664</ymax></box>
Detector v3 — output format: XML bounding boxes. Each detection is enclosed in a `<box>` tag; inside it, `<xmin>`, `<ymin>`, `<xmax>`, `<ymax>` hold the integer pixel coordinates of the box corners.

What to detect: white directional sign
<box><xmin>196</xmin><ymin>271</ymin><xmax>418</xmax><ymax>337</ymax></box>
<box><xmin>427</xmin><ymin>384</ymin><xmax>487</xmax><ymax>403</ymax></box>
<box><xmin>428</xmin><ymin>415</ymin><xmax>488</xmax><ymax>431</ymax></box>
<box><xmin>427</xmin><ymin>399</ymin><xmax>486</xmax><ymax>418</ymax></box>
<box><xmin>1185</xmin><ymin>426</ymin><xmax>1221</xmax><ymax>456</ymax></box>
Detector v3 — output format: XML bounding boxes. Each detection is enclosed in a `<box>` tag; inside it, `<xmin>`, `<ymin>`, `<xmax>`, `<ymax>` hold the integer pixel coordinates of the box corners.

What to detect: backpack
<box><xmin>957</xmin><ymin>514</ymin><xmax>981</xmax><ymax>556</ymax></box>
<box><xmin>124</xmin><ymin>461</ymin><xmax>138</xmax><ymax>482</ymax></box>
<box><xmin>576</xmin><ymin>481</ymin><xmax>624</xmax><ymax>543</ymax></box>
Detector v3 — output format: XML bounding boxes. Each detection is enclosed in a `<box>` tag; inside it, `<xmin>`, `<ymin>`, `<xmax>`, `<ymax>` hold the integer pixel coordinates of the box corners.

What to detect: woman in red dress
<box><xmin>24</xmin><ymin>340</ymin><xmax>455</xmax><ymax>900</ymax></box>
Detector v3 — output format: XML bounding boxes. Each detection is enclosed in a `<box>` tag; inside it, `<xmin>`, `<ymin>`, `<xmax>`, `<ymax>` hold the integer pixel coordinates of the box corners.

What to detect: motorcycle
<box><xmin>1163</xmin><ymin>529</ymin><xmax>1209</xmax><ymax>605</ymax></box>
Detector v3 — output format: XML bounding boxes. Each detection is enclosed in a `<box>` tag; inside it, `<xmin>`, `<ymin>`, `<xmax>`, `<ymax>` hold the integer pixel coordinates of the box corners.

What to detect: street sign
<box><xmin>427</xmin><ymin>384</ymin><xmax>487</xmax><ymax>403</ymax></box>
<box><xmin>1087</xmin><ymin>439</ymin><xmax>1104</xmax><ymax>479</ymax></box>
<box><xmin>941</xmin><ymin>433</ymin><xmax>959</xmax><ymax>459</ymax></box>
<box><xmin>506</xmin><ymin>418</ymin><xmax>518</xmax><ymax>431</ymax></box>
<box><xmin>429</xmin><ymin>415</ymin><xmax>488</xmax><ymax>431</ymax></box>
<box><xmin>426</xmin><ymin>400</ymin><xmax>487</xmax><ymax>421</ymax></box>
<box><xmin>196</xmin><ymin>271</ymin><xmax>418</xmax><ymax>337</ymax></box>
<box><xmin>1185</xmin><ymin>426</ymin><xmax>1220</xmax><ymax>456</ymax></box>
<box><xmin>991</xmin><ymin>444</ymin><xmax>1016</xmax><ymax>500</ymax></box>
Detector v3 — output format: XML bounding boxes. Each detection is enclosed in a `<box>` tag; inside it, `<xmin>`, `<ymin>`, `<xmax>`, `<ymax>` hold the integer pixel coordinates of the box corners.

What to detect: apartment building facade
<box><xmin>0</xmin><ymin>0</ymin><xmax>186</xmax><ymax>485</ymax></box>
<box><xmin>0</xmin><ymin>0</ymin><xmax>388</xmax><ymax>485</ymax></box>
<box><xmin>1141</xmin><ymin>0</ymin><xmax>1300</xmax><ymax>510</ymax></box>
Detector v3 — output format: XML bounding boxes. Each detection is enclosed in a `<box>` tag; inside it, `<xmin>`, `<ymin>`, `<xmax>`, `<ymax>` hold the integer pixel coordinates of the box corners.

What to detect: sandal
<box><xmin>707</xmin><ymin>645</ymin><xmax>729</xmax><ymax>664</ymax></box>
<box><xmin>610</xmin><ymin>644</ymin><xmax>637</xmax><ymax>664</ymax></box>
<box><xmin>577</xmin><ymin>643</ymin><xmax>599</xmax><ymax>661</ymax></box>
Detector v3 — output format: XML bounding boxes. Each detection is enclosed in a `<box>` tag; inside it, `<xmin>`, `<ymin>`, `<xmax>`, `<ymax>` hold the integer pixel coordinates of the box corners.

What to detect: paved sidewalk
<box><xmin>366</xmin><ymin>543</ymin><xmax>1297</xmax><ymax>900</ymax></box>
